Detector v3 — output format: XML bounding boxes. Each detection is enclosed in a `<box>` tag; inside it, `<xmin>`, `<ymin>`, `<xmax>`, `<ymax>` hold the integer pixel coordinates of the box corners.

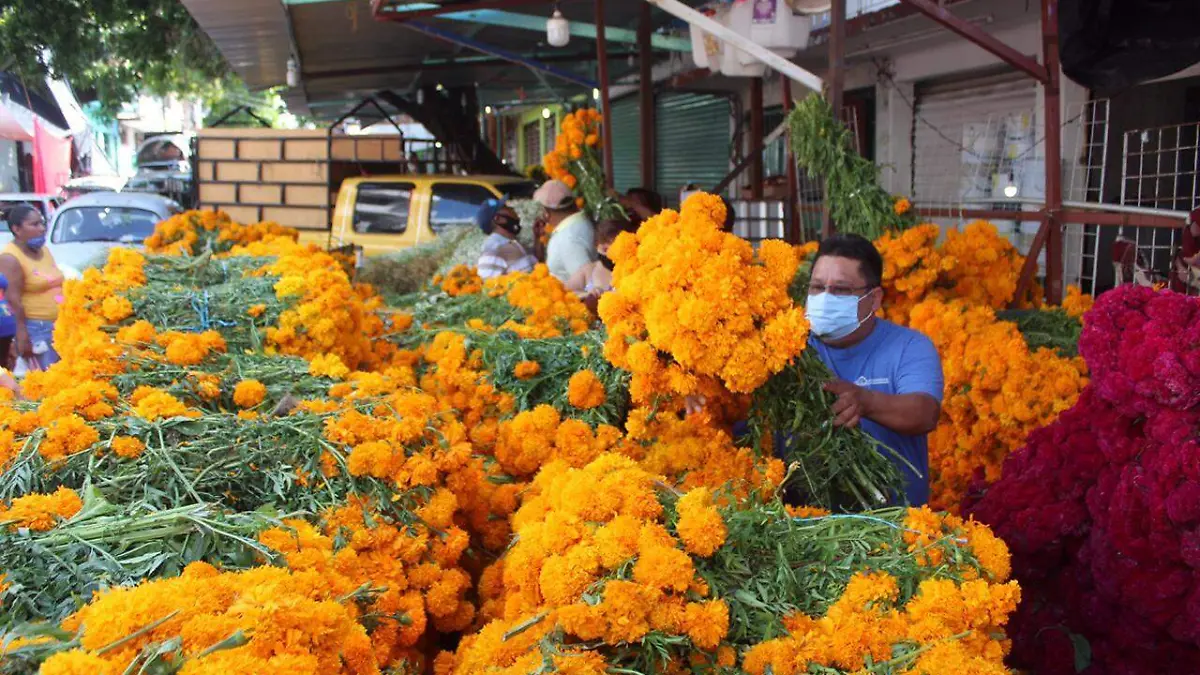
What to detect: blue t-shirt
<box><xmin>0</xmin><ymin>273</ymin><xmax>15</xmax><ymax>339</ymax></box>
<box><xmin>808</xmin><ymin>319</ymin><xmax>944</xmax><ymax>506</ymax></box>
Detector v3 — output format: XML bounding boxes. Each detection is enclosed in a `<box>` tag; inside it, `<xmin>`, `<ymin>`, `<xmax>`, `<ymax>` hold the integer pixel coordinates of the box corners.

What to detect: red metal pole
<box><xmin>1013</xmin><ymin>0</ymin><xmax>1064</xmax><ymax>307</ymax></box>
<box><xmin>783</xmin><ymin>78</ymin><xmax>800</xmax><ymax>242</ymax></box>
<box><xmin>1042</xmin><ymin>0</ymin><xmax>1064</xmax><ymax>305</ymax></box>
<box><xmin>894</xmin><ymin>0</ymin><xmax>1049</xmax><ymax>83</ymax></box>
<box><xmin>638</xmin><ymin>2</ymin><xmax>656</xmax><ymax>190</ymax></box>
<box><xmin>829</xmin><ymin>0</ymin><xmax>846</xmax><ymax>118</ymax></box>
<box><xmin>595</xmin><ymin>0</ymin><xmax>615</xmax><ymax>188</ymax></box>
<box><xmin>750</xmin><ymin>78</ymin><xmax>764</xmax><ymax>199</ymax></box>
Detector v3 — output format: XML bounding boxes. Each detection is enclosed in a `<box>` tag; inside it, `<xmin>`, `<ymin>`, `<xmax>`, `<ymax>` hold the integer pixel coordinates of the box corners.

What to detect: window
<box><xmin>430</xmin><ymin>184</ymin><xmax>496</xmax><ymax>235</ymax></box>
<box><xmin>52</xmin><ymin>207</ymin><xmax>160</xmax><ymax>244</ymax></box>
<box><xmin>353</xmin><ymin>182</ymin><xmax>414</xmax><ymax>234</ymax></box>
<box><xmin>523</xmin><ymin>121</ymin><xmax>541</xmax><ymax>167</ymax></box>
<box><xmin>543</xmin><ymin>115</ymin><xmax>557</xmax><ymax>158</ymax></box>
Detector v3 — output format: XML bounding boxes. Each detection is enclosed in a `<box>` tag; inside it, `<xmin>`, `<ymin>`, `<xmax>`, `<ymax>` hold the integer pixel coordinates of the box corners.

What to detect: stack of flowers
<box><xmin>541</xmin><ymin>108</ymin><xmax>621</xmax><ymax>221</ymax></box>
<box><xmin>907</xmin><ymin>299</ymin><xmax>1088</xmax><ymax>509</ymax></box>
<box><xmin>599</xmin><ymin>193</ymin><xmax>807</xmax><ymax>403</ymax></box>
<box><xmin>439</xmin><ymin>453</ymin><xmax>1019</xmax><ymax>675</ymax></box>
<box><xmin>968</xmin><ymin>285</ymin><xmax>1200</xmax><ymax>674</ymax></box>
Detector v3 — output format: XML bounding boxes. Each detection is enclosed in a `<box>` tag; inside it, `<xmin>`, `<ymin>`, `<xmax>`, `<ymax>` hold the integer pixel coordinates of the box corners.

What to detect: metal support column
<box><xmin>749</xmin><ymin>78</ymin><xmax>764</xmax><ymax>199</ymax></box>
<box><xmin>824</xmin><ymin>0</ymin><xmax>846</xmax><ymax>239</ymax></box>
<box><xmin>1041</xmin><ymin>0</ymin><xmax>1064</xmax><ymax>305</ymax></box>
<box><xmin>638</xmin><ymin>2</ymin><xmax>656</xmax><ymax>189</ymax></box>
<box><xmin>595</xmin><ymin>0</ymin><xmax>615</xmax><ymax>187</ymax></box>
<box><xmin>783</xmin><ymin>78</ymin><xmax>800</xmax><ymax>242</ymax></box>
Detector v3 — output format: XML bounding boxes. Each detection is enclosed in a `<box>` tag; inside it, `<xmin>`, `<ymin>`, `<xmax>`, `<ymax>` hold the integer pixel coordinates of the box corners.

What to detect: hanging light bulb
<box><xmin>542</xmin><ymin>107</ymin><xmax>552</xmax><ymax>119</ymax></box>
<box><xmin>1003</xmin><ymin>171</ymin><xmax>1019</xmax><ymax>198</ymax></box>
<box><xmin>547</xmin><ymin>5</ymin><xmax>570</xmax><ymax>47</ymax></box>
<box><xmin>592</xmin><ymin>88</ymin><xmax>600</xmax><ymax>100</ymax></box>
<box><xmin>484</xmin><ymin>105</ymin><xmax>494</xmax><ymax>115</ymax></box>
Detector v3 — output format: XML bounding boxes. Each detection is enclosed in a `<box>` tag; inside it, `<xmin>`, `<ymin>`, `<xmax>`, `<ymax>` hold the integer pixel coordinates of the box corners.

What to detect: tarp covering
<box><xmin>1061</xmin><ymin>0</ymin><xmax>1200</xmax><ymax>89</ymax></box>
<box><xmin>0</xmin><ymin>103</ymin><xmax>33</xmax><ymax>141</ymax></box>
<box><xmin>32</xmin><ymin>118</ymin><xmax>70</xmax><ymax>194</ymax></box>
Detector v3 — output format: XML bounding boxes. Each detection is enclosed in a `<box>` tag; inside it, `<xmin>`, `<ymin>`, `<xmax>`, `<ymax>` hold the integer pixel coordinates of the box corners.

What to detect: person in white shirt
<box><xmin>475</xmin><ymin>199</ymin><xmax>537</xmax><ymax>280</ymax></box>
<box><xmin>535</xmin><ymin>180</ymin><xmax>595</xmax><ymax>282</ymax></box>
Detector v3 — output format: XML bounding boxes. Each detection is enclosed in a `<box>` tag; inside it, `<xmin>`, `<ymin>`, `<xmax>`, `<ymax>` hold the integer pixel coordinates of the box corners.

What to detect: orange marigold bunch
<box><xmin>542</xmin><ymin>108</ymin><xmax>604</xmax><ymax>191</ymax></box>
<box><xmin>0</xmin><ymin>486</ymin><xmax>82</xmax><ymax>531</ymax></box>
<box><xmin>599</xmin><ymin>192</ymin><xmax>808</xmax><ymax>401</ymax></box>
<box><xmin>741</xmin><ymin>569</ymin><xmax>1020</xmax><ymax>675</ymax></box>
<box><xmin>459</xmin><ymin>454</ymin><xmax>731</xmax><ymax>656</ymax></box>
<box><xmin>491</xmin><ymin>404</ymin><xmax>622</xmax><ymax>477</ymax></box>
<box><xmin>1061</xmin><ymin>284</ymin><xmax>1094</xmax><ymax>318</ymax></box>
<box><xmin>483</xmin><ymin>265</ymin><xmax>591</xmax><ymax>338</ymax></box>
<box><xmin>55</xmin><ymin>561</ymin><xmax>380</xmax><ymax>674</ymax></box>
<box><xmin>435</xmin><ymin>265</ymin><xmax>483</xmax><ymax>297</ymax></box>
<box><xmin>233</xmin><ymin>379</ymin><xmax>268</xmax><ymax>408</ymax></box>
<box><xmin>907</xmin><ymin>299</ymin><xmax>1087</xmax><ymax>509</ymax></box>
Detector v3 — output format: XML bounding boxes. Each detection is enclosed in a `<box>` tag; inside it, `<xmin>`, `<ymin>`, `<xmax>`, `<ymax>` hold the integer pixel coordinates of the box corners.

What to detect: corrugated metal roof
<box><xmin>179</xmin><ymin>0</ymin><xmax>293</xmax><ymax>90</ymax></box>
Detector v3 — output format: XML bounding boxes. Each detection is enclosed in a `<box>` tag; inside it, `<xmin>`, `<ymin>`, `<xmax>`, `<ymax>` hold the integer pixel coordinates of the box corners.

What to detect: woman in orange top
<box><xmin>0</xmin><ymin>204</ymin><xmax>64</xmax><ymax>369</ymax></box>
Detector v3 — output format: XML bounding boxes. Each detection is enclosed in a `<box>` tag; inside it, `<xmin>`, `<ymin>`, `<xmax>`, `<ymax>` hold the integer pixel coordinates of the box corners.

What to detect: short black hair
<box><xmin>4</xmin><ymin>203</ymin><xmax>38</xmax><ymax>232</ymax></box>
<box><xmin>626</xmin><ymin>187</ymin><xmax>663</xmax><ymax>213</ymax></box>
<box><xmin>812</xmin><ymin>234</ymin><xmax>883</xmax><ymax>288</ymax></box>
<box><xmin>595</xmin><ymin>218</ymin><xmax>634</xmax><ymax>245</ymax></box>
<box><xmin>720</xmin><ymin>197</ymin><xmax>736</xmax><ymax>232</ymax></box>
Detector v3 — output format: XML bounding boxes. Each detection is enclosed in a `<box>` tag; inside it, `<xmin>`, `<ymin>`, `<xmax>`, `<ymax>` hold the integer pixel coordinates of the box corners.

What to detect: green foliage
<box><xmin>788</xmin><ymin>94</ymin><xmax>917</xmax><ymax>240</ymax></box>
<box><xmin>356</xmin><ymin>231</ymin><xmax>469</xmax><ymax>303</ymax></box>
<box><xmin>463</xmin><ymin>328</ymin><xmax>629</xmax><ymax>428</ymax></box>
<box><xmin>996</xmin><ymin>308</ymin><xmax>1082</xmax><ymax>358</ymax></box>
<box><xmin>0</xmin><ymin>0</ymin><xmax>230</xmax><ymax>113</ymax></box>
<box><xmin>0</xmin><ymin>490</ymin><xmax>283</xmax><ymax>627</ymax></box>
<box><xmin>746</xmin><ymin>351</ymin><xmax>905</xmax><ymax>511</ymax></box>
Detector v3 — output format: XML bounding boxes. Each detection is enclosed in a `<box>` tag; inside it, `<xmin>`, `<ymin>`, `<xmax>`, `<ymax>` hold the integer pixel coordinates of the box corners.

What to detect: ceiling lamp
<box><xmin>547</xmin><ymin>6</ymin><xmax>570</xmax><ymax>47</ymax></box>
<box><xmin>286</xmin><ymin>57</ymin><xmax>299</xmax><ymax>87</ymax></box>
<box><xmin>788</xmin><ymin>0</ymin><xmax>833</xmax><ymax>14</ymax></box>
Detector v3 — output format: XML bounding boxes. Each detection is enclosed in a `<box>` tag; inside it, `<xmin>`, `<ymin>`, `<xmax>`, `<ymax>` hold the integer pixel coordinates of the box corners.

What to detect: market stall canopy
<box><xmin>1060</xmin><ymin>0</ymin><xmax>1200</xmax><ymax>89</ymax></box>
<box><xmin>178</xmin><ymin>0</ymin><xmax>695</xmax><ymax>121</ymax></box>
<box><xmin>0</xmin><ymin>72</ymin><xmax>70</xmax><ymax>140</ymax></box>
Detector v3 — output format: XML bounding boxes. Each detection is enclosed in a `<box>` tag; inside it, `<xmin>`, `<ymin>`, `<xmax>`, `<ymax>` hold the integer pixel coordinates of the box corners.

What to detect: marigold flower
<box><xmin>232</xmin><ymin>379</ymin><xmax>267</xmax><ymax>408</ymax></box>
<box><xmin>110</xmin><ymin>436</ymin><xmax>146</xmax><ymax>459</ymax></box>
<box><xmin>513</xmin><ymin>360</ymin><xmax>541</xmax><ymax>380</ymax></box>
<box><xmin>567</xmin><ymin>369</ymin><xmax>606</xmax><ymax>409</ymax></box>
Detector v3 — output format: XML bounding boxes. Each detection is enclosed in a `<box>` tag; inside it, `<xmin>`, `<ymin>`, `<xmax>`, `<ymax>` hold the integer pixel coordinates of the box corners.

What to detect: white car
<box><xmin>46</xmin><ymin>192</ymin><xmax>181</xmax><ymax>278</ymax></box>
<box><xmin>0</xmin><ymin>193</ymin><xmax>61</xmax><ymax>222</ymax></box>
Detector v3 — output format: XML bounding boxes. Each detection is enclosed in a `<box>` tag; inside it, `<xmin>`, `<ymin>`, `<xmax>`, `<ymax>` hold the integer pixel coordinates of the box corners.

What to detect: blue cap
<box><xmin>475</xmin><ymin>198</ymin><xmax>506</xmax><ymax>234</ymax></box>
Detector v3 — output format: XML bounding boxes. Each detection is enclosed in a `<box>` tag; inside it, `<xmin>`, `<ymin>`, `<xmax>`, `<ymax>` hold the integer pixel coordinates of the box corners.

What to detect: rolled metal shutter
<box><xmin>911</xmin><ymin>69</ymin><xmax>1038</xmax><ymax>207</ymax></box>
<box><xmin>609</xmin><ymin>96</ymin><xmax>642</xmax><ymax>193</ymax></box>
<box><xmin>656</xmin><ymin>93</ymin><xmax>732</xmax><ymax>205</ymax></box>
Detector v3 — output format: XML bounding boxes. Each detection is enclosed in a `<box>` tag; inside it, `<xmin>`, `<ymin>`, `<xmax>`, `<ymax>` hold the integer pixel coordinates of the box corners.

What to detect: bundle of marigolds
<box><xmin>968</xmin><ymin>286</ymin><xmax>1200</xmax><ymax>675</ymax></box>
<box><xmin>541</xmin><ymin>108</ymin><xmax>621</xmax><ymax>221</ymax></box>
<box><xmin>600</xmin><ymin>192</ymin><xmax>901</xmax><ymax>509</ymax></box>
<box><xmin>0</xmin><ymin>215</ymin><xmax>483</xmax><ymax>673</ymax></box>
<box><xmin>439</xmin><ymin>453</ymin><xmax>1020</xmax><ymax>675</ymax></box>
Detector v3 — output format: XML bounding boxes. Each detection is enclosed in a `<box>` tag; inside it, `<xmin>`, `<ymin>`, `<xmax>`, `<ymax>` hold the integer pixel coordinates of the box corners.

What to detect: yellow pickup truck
<box><xmin>300</xmin><ymin>175</ymin><xmax>536</xmax><ymax>258</ymax></box>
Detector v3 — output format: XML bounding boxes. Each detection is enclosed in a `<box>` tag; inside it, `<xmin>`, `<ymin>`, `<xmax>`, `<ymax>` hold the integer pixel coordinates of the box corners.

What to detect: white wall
<box><xmin>0</xmin><ymin>140</ymin><xmax>18</xmax><ymax>192</ymax></box>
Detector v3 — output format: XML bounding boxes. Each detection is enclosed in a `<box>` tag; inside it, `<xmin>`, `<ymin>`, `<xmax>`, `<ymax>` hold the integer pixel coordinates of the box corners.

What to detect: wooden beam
<box><xmin>638</xmin><ymin>2</ymin><xmax>656</xmax><ymax>189</ymax></box>
<box><xmin>895</xmin><ymin>0</ymin><xmax>1049</xmax><ymax>83</ymax></box>
<box><xmin>595</xmin><ymin>0</ymin><xmax>614</xmax><ymax>187</ymax></box>
<box><xmin>783</xmin><ymin>78</ymin><xmax>800</xmax><ymax>242</ymax></box>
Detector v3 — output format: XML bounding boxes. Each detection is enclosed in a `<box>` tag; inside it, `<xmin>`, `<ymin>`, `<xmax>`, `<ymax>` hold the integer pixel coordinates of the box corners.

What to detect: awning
<box><xmin>0</xmin><ymin>100</ymin><xmax>33</xmax><ymax>141</ymax></box>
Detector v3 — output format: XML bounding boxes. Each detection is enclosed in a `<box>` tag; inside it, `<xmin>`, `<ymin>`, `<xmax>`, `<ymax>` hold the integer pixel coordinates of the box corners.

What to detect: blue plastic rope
<box><xmin>187</xmin><ymin>290</ymin><xmax>238</xmax><ymax>332</ymax></box>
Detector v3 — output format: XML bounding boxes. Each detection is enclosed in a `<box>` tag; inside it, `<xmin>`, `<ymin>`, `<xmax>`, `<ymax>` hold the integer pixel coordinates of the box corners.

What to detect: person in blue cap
<box><xmin>475</xmin><ymin>199</ymin><xmax>537</xmax><ymax>279</ymax></box>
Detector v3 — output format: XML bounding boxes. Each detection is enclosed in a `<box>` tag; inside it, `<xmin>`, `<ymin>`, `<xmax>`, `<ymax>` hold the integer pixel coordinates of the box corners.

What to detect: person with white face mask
<box><xmin>803</xmin><ymin>234</ymin><xmax>944</xmax><ymax>506</ymax></box>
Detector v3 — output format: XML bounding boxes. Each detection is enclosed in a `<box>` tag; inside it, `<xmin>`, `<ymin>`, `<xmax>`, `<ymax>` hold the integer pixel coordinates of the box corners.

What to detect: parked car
<box><xmin>319</xmin><ymin>175</ymin><xmax>537</xmax><ymax>259</ymax></box>
<box><xmin>0</xmin><ymin>193</ymin><xmax>61</xmax><ymax>222</ymax></box>
<box><xmin>47</xmin><ymin>192</ymin><xmax>181</xmax><ymax>278</ymax></box>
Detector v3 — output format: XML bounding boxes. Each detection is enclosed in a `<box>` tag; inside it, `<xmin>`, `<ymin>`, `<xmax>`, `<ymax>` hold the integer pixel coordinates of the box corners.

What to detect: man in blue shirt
<box><xmin>804</xmin><ymin>234</ymin><xmax>944</xmax><ymax>506</ymax></box>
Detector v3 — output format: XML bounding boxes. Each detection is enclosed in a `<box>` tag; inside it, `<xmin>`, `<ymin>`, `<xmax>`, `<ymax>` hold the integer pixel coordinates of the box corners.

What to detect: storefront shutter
<box><xmin>911</xmin><ymin>69</ymin><xmax>1039</xmax><ymax>208</ymax></box>
<box><xmin>609</xmin><ymin>95</ymin><xmax>642</xmax><ymax>193</ymax></box>
<box><xmin>655</xmin><ymin>93</ymin><xmax>732</xmax><ymax>205</ymax></box>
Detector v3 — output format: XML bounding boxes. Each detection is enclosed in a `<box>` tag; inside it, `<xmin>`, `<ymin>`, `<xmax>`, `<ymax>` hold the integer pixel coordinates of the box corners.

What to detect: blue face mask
<box><xmin>25</xmin><ymin>236</ymin><xmax>46</xmax><ymax>251</ymax></box>
<box><xmin>806</xmin><ymin>291</ymin><xmax>872</xmax><ymax>341</ymax></box>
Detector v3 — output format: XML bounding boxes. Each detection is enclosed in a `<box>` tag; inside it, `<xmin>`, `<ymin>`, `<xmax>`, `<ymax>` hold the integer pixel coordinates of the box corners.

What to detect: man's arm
<box><xmin>827</xmin><ymin>381</ymin><xmax>941</xmax><ymax>434</ymax></box>
<box><xmin>826</xmin><ymin>333</ymin><xmax>943</xmax><ymax>435</ymax></box>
